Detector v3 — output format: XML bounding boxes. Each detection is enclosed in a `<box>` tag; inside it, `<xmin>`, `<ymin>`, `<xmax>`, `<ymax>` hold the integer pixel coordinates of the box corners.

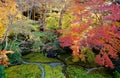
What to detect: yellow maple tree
<box><xmin>0</xmin><ymin>0</ymin><xmax>17</xmax><ymax>41</ymax></box>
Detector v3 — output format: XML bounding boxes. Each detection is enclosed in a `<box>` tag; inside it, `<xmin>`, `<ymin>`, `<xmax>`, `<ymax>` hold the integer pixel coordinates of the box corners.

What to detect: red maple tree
<box><xmin>58</xmin><ymin>0</ymin><xmax>120</xmax><ymax>68</ymax></box>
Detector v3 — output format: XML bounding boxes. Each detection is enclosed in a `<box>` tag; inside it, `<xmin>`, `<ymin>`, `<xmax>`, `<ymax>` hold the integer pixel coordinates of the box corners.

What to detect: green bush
<box><xmin>113</xmin><ymin>71</ymin><xmax>120</xmax><ymax>78</ymax></box>
<box><xmin>9</xmin><ymin>20</ymin><xmax>38</xmax><ymax>54</ymax></box>
<box><xmin>1</xmin><ymin>39</ymin><xmax>21</xmax><ymax>64</ymax></box>
<box><xmin>0</xmin><ymin>65</ymin><xmax>5</xmax><ymax>78</ymax></box>
<box><xmin>31</xmin><ymin>31</ymin><xmax>62</xmax><ymax>53</ymax></box>
<box><xmin>46</xmin><ymin>17</ymin><xmax>59</xmax><ymax>30</ymax></box>
<box><xmin>31</xmin><ymin>31</ymin><xmax>55</xmax><ymax>52</ymax></box>
<box><xmin>80</xmin><ymin>47</ymin><xmax>95</xmax><ymax>63</ymax></box>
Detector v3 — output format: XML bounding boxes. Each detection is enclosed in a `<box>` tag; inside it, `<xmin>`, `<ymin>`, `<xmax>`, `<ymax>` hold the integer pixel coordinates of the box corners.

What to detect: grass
<box><xmin>22</xmin><ymin>52</ymin><xmax>61</xmax><ymax>62</ymax></box>
<box><xmin>42</xmin><ymin>64</ymin><xmax>66</xmax><ymax>78</ymax></box>
<box><xmin>67</xmin><ymin>65</ymin><xmax>113</xmax><ymax>78</ymax></box>
<box><xmin>5</xmin><ymin>64</ymin><xmax>41</xmax><ymax>78</ymax></box>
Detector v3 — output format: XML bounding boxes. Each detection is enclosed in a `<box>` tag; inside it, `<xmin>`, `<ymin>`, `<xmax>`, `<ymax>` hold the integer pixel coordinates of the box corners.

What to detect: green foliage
<box><xmin>31</xmin><ymin>30</ymin><xmax>64</xmax><ymax>54</ymax></box>
<box><xmin>72</xmin><ymin>56</ymin><xmax>80</xmax><ymax>62</ymax></box>
<box><xmin>71</xmin><ymin>47</ymin><xmax>96</xmax><ymax>67</ymax></box>
<box><xmin>62</xmin><ymin>14</ymin><xmax>73</xmax><ymax>29</ymax></box>
<box><xmin>46</xmin><ymin>13</ymin><xmax>73</xmax><ymax>30</ymax></box>
<box><xmin>32</xmin><ymin>31</ymin><xmax>55</xmax><ymax>44</ymax></box>
<box><xmin>31</xmin><ymin>31</ymin><xmax>57</xmax><ymax>52</ymax></box>
<box><xmin>67</xmin><ymin>65</ymin><xmax>112</xmax><ymax>78</ymax></box>
<box><xmin>43</xmin><ymin>64</ymin><xmax>65</xmax><ymax>78</ymax></box>
<box><xmin>9</xmin><ymin>19</ymin><xmax>61</xmax><ymax>54</ymax></box>
<box><xmin>5</xmin><ymin>64</ymin><xmax>41</xmax><ymax>78</ymax></box>
<box><xmin>58</xmin><ymin>53</ymin><xmax>74</xmax><ymax>65</ymax></box>
<box><xmin>46</xmin><ymin>17</ymin><xmax>59</xmax><ymax>30</ymax></box>
<box><xmin>22</xmin><ymin>53</ymin><xmax>60</xmax><ymax>62</ymax></box>
<box><xmin>10</xmin><ymin>20</ymin><xmax>37</xmax><ymax>35</ymax></box>
<box><xmin>19</xmin><ymin>40</ymin><xmax>33</xmax><ymax>55</ymax></box>
<box><xmin>0</xmin><ymin>65</ymin><xmax>5</xmax><ymax>78</ymax></box>
<box><xmin>1</xmin><ymin>39</ymin><xmax>21</xmax><ymax>64</ymax></box>
<box><xmin>9</xmin><ymin>20</ymin><xmax>41</xmax><ymax>53</ymax></box>
<box><xmin>80</xmin><ymin>47</ymin><xmax>95</xmax><ymax>63</ymax></box>
<box><xmin>113</xmin><ymin>71</ymin><xmax>120</xmax><ymax>78</ymax></box>
<box><xmin>9</xmin><ymin>20</ymin><xmax>39</xmax><ymax>54</ymax></box>
<box><xmin>8</xmin><ymin>40</ymin><xmax>21</xmax><ymax>63</ymax></box>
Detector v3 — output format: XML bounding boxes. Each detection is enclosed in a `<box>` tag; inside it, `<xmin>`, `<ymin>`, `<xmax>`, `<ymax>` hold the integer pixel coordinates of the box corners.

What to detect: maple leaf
<box><xmin>0</xmin><ymin>50</ymin><xmax>14</xmax><ymax>66</ymax></box>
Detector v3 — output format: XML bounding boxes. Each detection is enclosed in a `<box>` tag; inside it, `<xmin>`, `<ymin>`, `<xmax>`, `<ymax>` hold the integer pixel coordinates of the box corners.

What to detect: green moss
<box><xmin>67</xmin><ymin>65</ymin><xmax>113</xmax><ymax>78</ymax></box>
<box><xmin>42</xmin><ymin>64</ymin><xmax>65</xmax><ymax>78</ymax></box>
<box><xmin>22</xmin><ymin>53</ymin><xmax>60</xmax><ymax>62</ymax></box>
<box><xmin>5</xmin><ymin>64</ymin><xmax>41</xmax><ymax>78</ymax></box>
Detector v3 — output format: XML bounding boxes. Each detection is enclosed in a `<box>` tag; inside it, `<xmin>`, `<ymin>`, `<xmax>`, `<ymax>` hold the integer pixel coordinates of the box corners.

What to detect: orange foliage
<box><xmin>0</xmin><ymin>50</ymin><xmax>14</xmax><ymax>66</ymax></box>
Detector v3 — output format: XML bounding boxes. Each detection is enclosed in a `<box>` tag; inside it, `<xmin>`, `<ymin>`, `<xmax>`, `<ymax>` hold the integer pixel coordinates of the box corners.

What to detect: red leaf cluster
<box><xmin>95</xmin><ymin>53</ymin><xmax>114</xmax><ymax>69</ymax></box>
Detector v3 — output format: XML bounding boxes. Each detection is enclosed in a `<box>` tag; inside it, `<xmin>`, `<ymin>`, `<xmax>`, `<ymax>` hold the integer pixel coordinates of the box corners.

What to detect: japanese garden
<box><xmin>0</xmin><ymin>0</ymin><xmax>120</xmax><ymax>78</ymax></box>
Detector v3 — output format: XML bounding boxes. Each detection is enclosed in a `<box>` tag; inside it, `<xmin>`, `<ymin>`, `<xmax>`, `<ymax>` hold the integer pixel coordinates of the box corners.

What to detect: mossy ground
<box><xmin>5</xmin><ymin>53</ymin><xmax>65</xmax><ymax>78</ymax></box>
<box><xmin>5</xmin><ymin>64</ymin><xmax>41</xmax><ymax>78</ymax></box>
<box><xmin>22</xmin><ymin>52</ymin><xmax>60</xmax><ymax>62</ymax></box>
<box><xmin>67</xmin><ymin>65</ymin><xmax>113</xmax><ymax>78</ymax></box>
<box><xmin>5</xmin><ymin>53</ymin><xmax>119</xmax><ymax>78</ymax></box>
<box><xmin>42</xmin><ymin>64</ymin><xmax>65</xmax><ymax>78</ymax></box>
<box><xmin>23</xmin><ymin>53</ymin><xmax>66</xmax><ymax>78</ymax></box>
